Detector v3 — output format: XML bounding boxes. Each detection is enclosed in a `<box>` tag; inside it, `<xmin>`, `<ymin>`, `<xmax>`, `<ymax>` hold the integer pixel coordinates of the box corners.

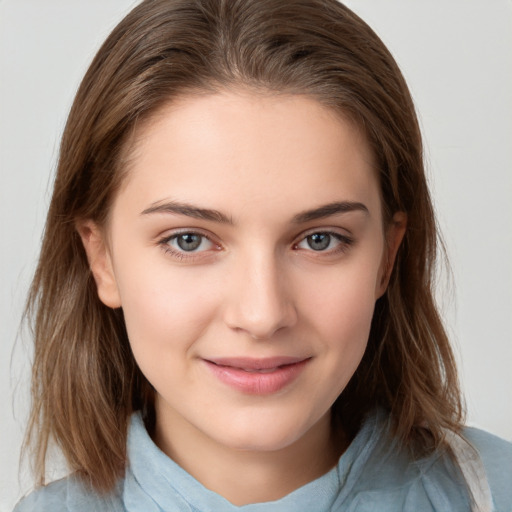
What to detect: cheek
<box><xmin>113</xmin><ymin>257</ymin><xmax>219</xmax><ymax>371</ymax></box>
<box><xmin>315</xmin><ymin>283</ymin><xmax>375</xmax><ymax>374</ymax></box>
<box><xmin>297</xmin><ymin>257</ymin><xmax>381</xmax><ymax>381</ymax></box>
<box><xmin>302</xmin><ymin>260</ymin><xmax>380</xmax><ymax>337</ymax></box>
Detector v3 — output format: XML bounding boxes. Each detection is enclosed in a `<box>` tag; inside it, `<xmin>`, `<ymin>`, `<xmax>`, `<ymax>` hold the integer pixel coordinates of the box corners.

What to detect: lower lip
<box><xmin>204</xmin><ymin>359</ymin><xmax>309</xmax><ymax>395</ymax></box>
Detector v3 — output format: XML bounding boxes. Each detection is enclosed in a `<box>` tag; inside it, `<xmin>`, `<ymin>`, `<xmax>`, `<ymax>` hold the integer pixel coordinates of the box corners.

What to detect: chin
<box><xmin>209</xmin><ymin>412</ymin><xmax>317</xmax><ymax>453</ymax></box>
<box><xmin>222</xmin><ymin>431</ymin><xmax>301</xmax><ymax>453</ymax></box>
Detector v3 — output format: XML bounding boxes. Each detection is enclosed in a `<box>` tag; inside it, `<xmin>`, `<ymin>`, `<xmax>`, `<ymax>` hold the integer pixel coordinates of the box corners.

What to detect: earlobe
<box><xmin>376</xmin><ymin>212</ymin><xmax>407</xmax><ymax>298</ymax></box>
<box><xmin>76</xmin><ymin>220</ymin><xmax>122</xmax><ymax>308</ymax></box>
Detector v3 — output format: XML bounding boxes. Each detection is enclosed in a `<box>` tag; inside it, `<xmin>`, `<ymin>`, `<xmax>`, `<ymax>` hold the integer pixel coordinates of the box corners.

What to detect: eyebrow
<box><xmin>292</xmin><ymin>201</ymin><xmax>369</xmax><ymax>223</ymax></box>
<box><xmin>141</xmin><ymin>200</ymin><xmax>233</xmax><ymax>224</ymax></box>
<box><xmin>141</xmin><ymin>199</ymin><xmax>368</xmax><ymax>224</ymax></box>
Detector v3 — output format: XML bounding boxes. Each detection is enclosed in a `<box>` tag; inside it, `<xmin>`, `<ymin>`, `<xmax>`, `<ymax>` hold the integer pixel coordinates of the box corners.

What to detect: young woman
<box><xmin>15</xmin><ymin>0</ymin><xmax>512</xmax><ymax>510</ymax></box>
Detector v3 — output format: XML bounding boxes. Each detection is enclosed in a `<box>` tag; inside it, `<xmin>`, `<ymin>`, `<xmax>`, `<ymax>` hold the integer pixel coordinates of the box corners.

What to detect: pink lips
<box><xmin>203</xmin><ymin>356</ymin><xmax>310</xmax><ymax>395</ymax></box>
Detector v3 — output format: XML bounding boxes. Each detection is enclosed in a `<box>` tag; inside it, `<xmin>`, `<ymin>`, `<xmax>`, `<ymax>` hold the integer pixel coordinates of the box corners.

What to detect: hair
<box><xmin>25</xmin><ymin>0</ymin><xmax>464</xmax><ymax>493</ymax></box>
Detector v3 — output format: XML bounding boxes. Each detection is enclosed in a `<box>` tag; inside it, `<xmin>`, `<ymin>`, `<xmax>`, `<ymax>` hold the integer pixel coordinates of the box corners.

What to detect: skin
<box><xmin>79</xmin><ymin>91</ymin><xmax>406</xmax><ymax>505</ymax></box>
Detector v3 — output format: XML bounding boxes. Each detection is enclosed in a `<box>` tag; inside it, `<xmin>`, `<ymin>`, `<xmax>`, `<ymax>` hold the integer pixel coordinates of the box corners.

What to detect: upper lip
<box><xmin>204</xmin><ymin>356</ymin><xmax>309</xmax><ymax>371</ymax></box>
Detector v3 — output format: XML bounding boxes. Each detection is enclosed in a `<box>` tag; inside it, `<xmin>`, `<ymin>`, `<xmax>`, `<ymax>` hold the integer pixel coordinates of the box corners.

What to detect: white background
<box><xmin>1</xmin><ymin>1</ymin><xmax>511</xmax><ymax>510</ymax></box>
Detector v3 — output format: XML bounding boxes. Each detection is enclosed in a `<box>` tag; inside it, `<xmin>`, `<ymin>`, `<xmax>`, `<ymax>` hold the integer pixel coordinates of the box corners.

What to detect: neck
<box><xmin>153</xmin><ymin>407</ymin><xmax>345</xmax><ymax>506</ymax></box>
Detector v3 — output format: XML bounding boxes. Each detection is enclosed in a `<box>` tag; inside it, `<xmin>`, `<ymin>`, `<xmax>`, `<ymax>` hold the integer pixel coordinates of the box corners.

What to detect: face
<box><xmin>81</xmin><ymin>91</ymin><xmax>404</xmax><ymax>457</ymax></box>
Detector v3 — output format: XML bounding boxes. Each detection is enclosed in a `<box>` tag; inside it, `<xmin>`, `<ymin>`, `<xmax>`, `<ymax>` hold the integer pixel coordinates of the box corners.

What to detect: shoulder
<box><xmin>352</xmin><ymin>436</ymin><xmax>472</xmax><ymax>510</ymax></box>
<box><xmin>404</xmin><ymin>427</ymin><xmax>512</xmax><ymax>512</ymax></box>
<box><xmin>341</xmin><ymin>412</ymin><xmax>511</xmax><ymax>511</ymax></box>
<box><xmin>463</xmin><ymin>426</ymin><xmax>512</xmax><ymax>511</ymax></box>
<box><xmin>13</xmin><ymin>474</ymin><xmax>124</xmax><ymax>512</ymax></box>
<box><xmin>331</xmin><ymin>411</ymin><xmax>473</xmax><ymax>511</ymax></box>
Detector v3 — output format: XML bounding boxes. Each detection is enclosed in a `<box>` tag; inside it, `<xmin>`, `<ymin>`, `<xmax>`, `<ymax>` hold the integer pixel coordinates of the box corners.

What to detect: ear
<box><xmin>76</xmin><ymin>220</ymin><xmax>122</xmax><ymax>308</ymax></box>
<box><xmin>375</xmin><ymin>212</ymin><xmax>407</xmax><ymax>298</ymax></box>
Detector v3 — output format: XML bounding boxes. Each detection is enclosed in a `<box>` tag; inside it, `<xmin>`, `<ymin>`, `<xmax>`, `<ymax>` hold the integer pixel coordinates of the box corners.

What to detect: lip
<box><xmin>203</xmin><ymin>356</ymin><xmax>310</xmax><ymax>395</ymax></box>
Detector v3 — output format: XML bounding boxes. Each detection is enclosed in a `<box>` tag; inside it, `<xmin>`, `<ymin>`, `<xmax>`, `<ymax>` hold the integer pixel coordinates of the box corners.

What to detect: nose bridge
<box><xmin>224</xmin><ymin>245</ymin><xmax>297</xmax><ymax>339</ymax></box>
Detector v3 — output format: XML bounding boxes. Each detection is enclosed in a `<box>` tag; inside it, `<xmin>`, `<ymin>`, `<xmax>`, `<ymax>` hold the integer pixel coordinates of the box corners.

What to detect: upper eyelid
<box><xmin>158</xmin><ymin>228</ymin><xmax>217</xmax><ymax>243</ymax></box>
<box><xmin>294</xmin><ymin>227</ymin><xmax>353</xmax><ymax>242</ymax></box>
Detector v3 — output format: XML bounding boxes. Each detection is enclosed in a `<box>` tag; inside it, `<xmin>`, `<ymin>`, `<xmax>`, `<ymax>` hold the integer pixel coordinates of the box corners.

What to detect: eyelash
<box><xmin>157</xmin><ymin>229</ymin><xmax>354</xmax><ymax>261</ymax></box>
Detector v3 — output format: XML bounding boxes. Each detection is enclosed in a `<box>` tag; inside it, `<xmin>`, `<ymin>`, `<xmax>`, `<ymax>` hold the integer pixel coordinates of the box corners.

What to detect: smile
<box><xmin>203</xmin><ymin>357</ymin><xmax>311</xmax><ymax>395</ymax></box>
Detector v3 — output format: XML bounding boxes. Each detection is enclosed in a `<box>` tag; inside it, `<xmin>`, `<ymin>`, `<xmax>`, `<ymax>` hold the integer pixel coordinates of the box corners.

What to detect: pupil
<box><xmin>307</xmin><ymin>233</ymin><xmax>330</xmax><ymax>251</ymax></box>
<box><xmin>177</xmin><ymin>234</ymin><xmax>201</xmax><ymax>251</ymax></box>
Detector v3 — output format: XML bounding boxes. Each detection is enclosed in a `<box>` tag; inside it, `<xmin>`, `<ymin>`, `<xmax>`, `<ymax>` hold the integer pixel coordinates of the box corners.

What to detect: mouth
<box><xmin>203</xmin><ymin>356</ymin><xmax>310</xmax><ymax>394</ymax></box>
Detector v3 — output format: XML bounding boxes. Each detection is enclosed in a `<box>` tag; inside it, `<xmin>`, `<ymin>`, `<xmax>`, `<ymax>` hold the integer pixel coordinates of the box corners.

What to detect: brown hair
<box><xmin>25</xmin><ymin>0</ymin><xmax>463</xmax><ymax>493</ymax></box>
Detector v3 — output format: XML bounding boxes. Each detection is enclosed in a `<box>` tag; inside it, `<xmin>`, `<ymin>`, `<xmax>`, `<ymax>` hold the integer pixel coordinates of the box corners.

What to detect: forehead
<box><xmin>115</xmin><ymin>91</ymin><xmax>381</xmax><ymax>222</ymax></box>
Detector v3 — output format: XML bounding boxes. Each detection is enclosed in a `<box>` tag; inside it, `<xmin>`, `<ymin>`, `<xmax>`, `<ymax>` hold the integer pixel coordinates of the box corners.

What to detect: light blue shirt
<box><xmin>14</xmin><ymin>409</ymin><xmax>512</xmax><ymax>511</ymax></box>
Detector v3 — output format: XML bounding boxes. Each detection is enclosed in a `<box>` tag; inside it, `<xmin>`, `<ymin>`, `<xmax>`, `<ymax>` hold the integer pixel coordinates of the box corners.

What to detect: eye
<box><xmin>305</xmin><ymin>233</ymin><xmax>332</xmax><ymax>251</ymax></box>
<box><xmin>173</xmin><ymin>233</ymin><xmax>206</xmax><ymax>252</ymax></box>
<box><xmin>295</xmin><ymin>231</ymin><xmax>353</xmax><ymax>253</ymax></box>
<box><xmin>159</xmin><ymin>231</ymin><xmax>217</xmax><ymax>256</ymax></box>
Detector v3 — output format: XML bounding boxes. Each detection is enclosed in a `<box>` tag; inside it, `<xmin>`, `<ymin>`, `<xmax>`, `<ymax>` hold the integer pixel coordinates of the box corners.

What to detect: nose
<box><xmin>223</xmin><ymin>252</ymin><xmax>298</xmax><ymax>340</ymax></box>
